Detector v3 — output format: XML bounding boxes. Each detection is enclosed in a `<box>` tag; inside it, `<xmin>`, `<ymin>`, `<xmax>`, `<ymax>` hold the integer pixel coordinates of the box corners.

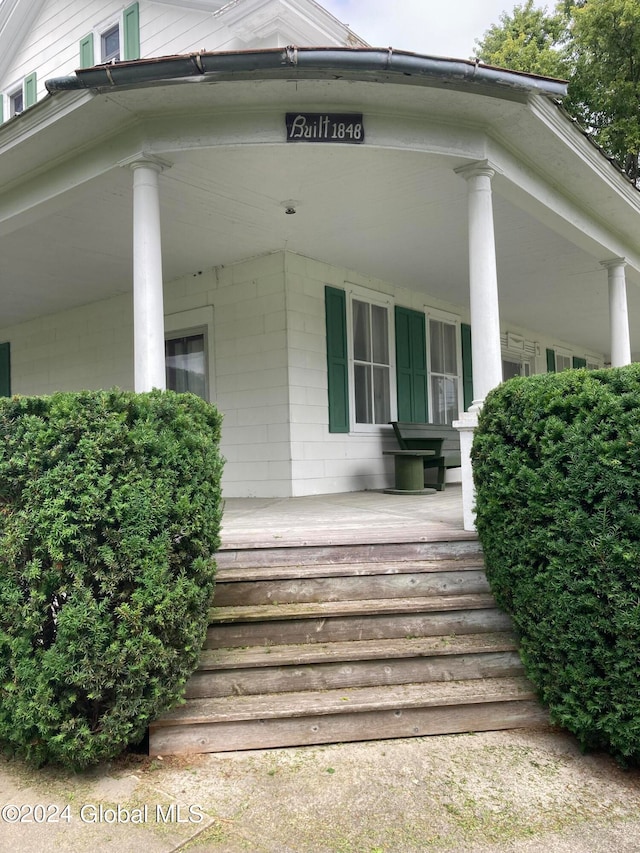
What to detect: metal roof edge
<box><xmin>44</xmin><ymin>46</ymin><xmax>568</xmax><ymax>98</ymax></box>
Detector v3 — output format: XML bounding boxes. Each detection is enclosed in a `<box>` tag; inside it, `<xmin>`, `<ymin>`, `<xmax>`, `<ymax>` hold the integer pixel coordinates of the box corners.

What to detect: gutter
<box><xmin>44</xmin><ymin>46</ymin><xmax>568</xmax><ymax>99</ymax></box>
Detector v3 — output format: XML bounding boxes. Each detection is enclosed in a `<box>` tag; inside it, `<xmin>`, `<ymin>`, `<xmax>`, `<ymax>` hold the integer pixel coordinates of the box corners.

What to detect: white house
<box><xmin>0</xmin><ymin>0</ymin><xmax>638</xmax><ymax>525</ymax></box>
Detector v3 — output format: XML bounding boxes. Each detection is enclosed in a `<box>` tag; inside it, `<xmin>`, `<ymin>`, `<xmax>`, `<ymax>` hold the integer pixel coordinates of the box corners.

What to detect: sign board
<box><xmin>286</xmin><ymin>113</ymin><xmax>365</xmax><ymax>143</ymax></box>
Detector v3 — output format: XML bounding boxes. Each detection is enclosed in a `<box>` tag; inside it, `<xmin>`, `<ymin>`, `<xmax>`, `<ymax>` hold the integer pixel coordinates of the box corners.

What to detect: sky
<box><xmin>319</xmin><ymin>0</ymin><xmax>515</xmax><ymax>60</ymax></box>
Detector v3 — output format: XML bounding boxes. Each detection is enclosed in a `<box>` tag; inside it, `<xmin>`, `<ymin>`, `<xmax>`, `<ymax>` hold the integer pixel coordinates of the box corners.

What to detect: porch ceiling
<box><xmin>1</xmin><ymin>76</ymin><xmax>639</xmax><ymax>360</ymax></box>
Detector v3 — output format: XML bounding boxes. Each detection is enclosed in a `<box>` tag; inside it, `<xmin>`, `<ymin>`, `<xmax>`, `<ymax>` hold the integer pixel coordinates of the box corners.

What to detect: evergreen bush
<box><xmin>0</xmin><ymin>389</ymin><xmax>223</xmax><ymax>768</ymax></box>
<box><xmin>473</xmin><ymin>364</ymin><xmax>640</xmax><ymax>765</ymax></box>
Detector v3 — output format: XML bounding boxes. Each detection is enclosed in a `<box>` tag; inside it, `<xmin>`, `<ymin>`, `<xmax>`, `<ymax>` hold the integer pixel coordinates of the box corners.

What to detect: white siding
<box><xmin>0</xmin><ymin>0</ymin><xmax>355</xmax><ymax>104</ymax></box>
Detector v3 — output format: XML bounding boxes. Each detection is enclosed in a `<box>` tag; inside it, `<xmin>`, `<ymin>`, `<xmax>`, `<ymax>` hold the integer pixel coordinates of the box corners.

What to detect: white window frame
<box><xmin>5</xmin><ymin>82</ymin><xmax>24</xmax><ymax>118</ymax></box>
<box><xmin>164</xmin><ymin>307</ymin><xmax>215</xmax><ymax>402</ymax></box>
<box><xmin>346</xmin><ymin>284</ymin><xmax>396</xmax><ymax>433</ymax></box>
<box><xmin>554</xmin><ymin>347</ymin><xmax>572</xmax><ymax>373</ymax></box>
<box><xmin>501</xmin><ymin>331</ymin><xmax>537</xmax><ymax>379</ymax></box>
<box><xmin>89</xmin><ymin>12</ymin><xmax>124</xmax><ymax>64</ymax></box>
<box><xmin>425</xmin><ymin>307</ymin><xmax>463</xmax><ymax>426</ymax></box>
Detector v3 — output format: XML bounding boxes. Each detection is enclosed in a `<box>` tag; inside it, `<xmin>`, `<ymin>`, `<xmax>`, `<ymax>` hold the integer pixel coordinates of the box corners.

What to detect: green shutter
<box><xmin>123</xmin><ymin>2</ymin><xmax>140</xmax><ymax>60</ymax></box>
<box><xmin>573</xmin><ymin>356</ymin><xmax>587</xmax><ymax>369</ymax></box>
<box><xmin>461</xmin><ymin>323</ymin><xmax>473</xmax><ymax>412</ymax></box>
<box><xmin>24</xmin><ymin>72</ymin><xmax>37</xmax><ymax>108</ymax></box>
<box><xmin>79</xmin><ymin>34</ymin><xmax>94</xmax><ymax>68</ymax></box>
<box><xmin>546</xmin><ymin>348</ymin><xmax>556</xmax><ymax>373</ymax></box>
<box><xmin>395</xmin><ymin>306</ymin><xmax>428</xmax><ymax>423</ymax></box>
<box><xmin>0</xmin><ymin>342</ymin><xmax>10</xmax><ymax>397</ymax></box>
<box><xmin>325</xmin><ymin>286</ymin><xmax>349</xmax><ymax>433</ymax></box>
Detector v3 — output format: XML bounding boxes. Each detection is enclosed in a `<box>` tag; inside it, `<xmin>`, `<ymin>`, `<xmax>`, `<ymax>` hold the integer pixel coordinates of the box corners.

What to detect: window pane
<box><xmin>556</xmin><ymin>354</ymin><xmax>571</xmax><ymax>372</ymax></box>
<box><xmin>354</xmin><ymin>363</ymin><xmax>372</xmax><ymax>423</ymax></box>
<box><xmin>10</xmin><ymin>90</ymin><xmax>23</xmax><ymax>116</ymax></box>
<box><xmin>502</xmin><ymin>359</ymin><xmax>521</xmax><ymax>381</ymax></box>
<box><xmin>102</xmin><ymin>25</ymin><xmax>120</xmax><ymax>61</ymax></box>
<box><xmin>429</xmin><ymin>320</ymin><xmax>444</xmax><ymax>374</ymax></box>
<box><xmin>371</xmin><ymin>304</ymin><xmax>389</xmax><ymax>365</ymax></box>
<box><xmin>373</xmin><ymin>366</ymin><xmax>390</xmax><ymax>424</ymax></box>
<box><xmin>442</xmin><ymin>323</ymin><xmax>457</xmax><ymax>375</ymax></box>
<box><xmin>165</xmin><ymin>334</ymin><xmax>206</xmax><ymax>399</ymax></box>
<box><xmin>430</xmin><ymin>376</ymin><xmax>459</xmax><ymax>425</ymax></box>
<box><xmin>353</xmin><ymin>300</ymin><xmax>370</xmax><ymax>361</ymax></box>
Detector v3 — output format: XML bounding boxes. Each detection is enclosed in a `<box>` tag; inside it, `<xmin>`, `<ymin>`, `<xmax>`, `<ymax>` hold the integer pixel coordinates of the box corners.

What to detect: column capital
<box><xmin>121</xmin><ymin>153</ymin><xmax>173</xmax><ymax>173</ymax></box>
<box><xmin>454</xmin><ymin>159</ymin><xmax>500</xmax><ymax>182</ymax></box>
<box><xmin>600</xmin><ymin>256</ymin><xmax>627</xmax><ymax>271</ymax></box>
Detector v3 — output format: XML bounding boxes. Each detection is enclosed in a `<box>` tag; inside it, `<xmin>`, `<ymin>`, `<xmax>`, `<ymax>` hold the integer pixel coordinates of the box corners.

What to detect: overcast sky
<box><xmin>319</xmin><ymin>0</ymin><xmax>514</xmax><ymax>60</ymax></box>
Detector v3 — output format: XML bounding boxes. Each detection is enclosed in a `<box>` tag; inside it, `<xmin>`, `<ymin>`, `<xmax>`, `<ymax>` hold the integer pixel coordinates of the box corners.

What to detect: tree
<box><xmin>565</xmin><ymin>0</ymin><xmax>640</xmax><ymax>182</ymax></box>
<box><xmin>474</xmin><ymin>0</ymin><xmax>569</xmax><ymax>79</ymax></box>
<box><xmin>475</xmin><ymin>0</ymin><xmax>640</xmax><ymax>183</ymax></box>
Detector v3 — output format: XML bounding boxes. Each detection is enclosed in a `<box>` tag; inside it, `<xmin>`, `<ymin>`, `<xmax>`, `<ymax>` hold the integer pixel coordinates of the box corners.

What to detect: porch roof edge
<box><xmin>44</xmin><ymin>46</ymin><xmax>568</xmax><ymax>99</ymax></box>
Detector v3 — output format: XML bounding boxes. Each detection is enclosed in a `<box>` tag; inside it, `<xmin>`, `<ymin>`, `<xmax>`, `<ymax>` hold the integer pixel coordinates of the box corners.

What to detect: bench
<box><xmin>387</xmin><ymin>422</ymin><xmax>461</xmax><ymax>492</ymax></box>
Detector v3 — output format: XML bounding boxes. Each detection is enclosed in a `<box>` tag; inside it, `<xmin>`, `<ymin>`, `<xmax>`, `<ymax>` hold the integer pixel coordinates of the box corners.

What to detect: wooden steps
<box><xmin>149</xmin><ymin>539</ymin><xmax>547</xmax><ymax>755</ymax></box>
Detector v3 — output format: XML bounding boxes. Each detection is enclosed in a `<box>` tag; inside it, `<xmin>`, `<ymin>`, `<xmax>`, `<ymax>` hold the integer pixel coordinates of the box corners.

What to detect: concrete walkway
<box><xmin>2</xmin><ymin>727</ymin><xmax>640</xmax><ymax>852</ymax></box>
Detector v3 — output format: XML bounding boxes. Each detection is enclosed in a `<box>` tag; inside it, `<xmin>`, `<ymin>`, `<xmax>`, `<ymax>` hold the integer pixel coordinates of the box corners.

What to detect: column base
<box><xmin>453</xmin><ymin>411</ymin><xmax>479</xmax><ymax>532</ymax></box>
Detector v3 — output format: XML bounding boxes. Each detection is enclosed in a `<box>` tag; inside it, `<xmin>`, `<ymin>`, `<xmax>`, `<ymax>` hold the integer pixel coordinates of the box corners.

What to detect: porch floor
<box><xmin>220</xmin><ymin>484</ymin><xmax>472</xmax><ymax>549</ymax></box>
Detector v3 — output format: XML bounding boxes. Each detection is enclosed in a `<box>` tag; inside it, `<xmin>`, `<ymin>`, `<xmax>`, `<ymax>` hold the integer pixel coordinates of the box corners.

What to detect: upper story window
<box><xmin>79</xmin><ymin>3</ymin><xmax>140</xmax><ymax>69</ymax></box>
<box><xmin>101</xmin><ymin>24</ymin><xmax>120</xmax><ymax>62</ymax></box>
<box><xmin>9</xmin><ymin>88</ymin><xmax>23</xmax><ymax>117</ymax></box>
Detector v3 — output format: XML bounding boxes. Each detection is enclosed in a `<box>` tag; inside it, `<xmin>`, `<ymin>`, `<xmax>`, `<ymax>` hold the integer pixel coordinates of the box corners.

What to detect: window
<box><xmin>9</xmin><ymin>88</ymin><xmax>23</xmax><ymax>117</ymax></box>
<box><xmin>352</xmin><ymin>297</ymin><xmax>392</xmax><ymax>425</ymax></box>
<box><xmin>101</xmin><ymin>24</ymin><xmax>120</xmax><ymax>62</ymax></box>
<box><xmin>80</xmin><ymin>3</ymin><xmax>140</xmax><ymax>67</ymax></box>
<box><xmin>556</xmin><ymin>353</ymin><xmax>572</xmax><ymax>372</ymax></box>
<box><xmin>428</xmin><ymin>317</ymin><xmax>460</xmax><ymax>425</ymax></box>
<box><xmin>502</xmin><ymin>356</ymin><xmax>531</xmax><ymax>381</ymax></box>
<box><xmin>165</xmin><ymin>333</ymin><xmax>207</xmax><ymax>399</ymax></box>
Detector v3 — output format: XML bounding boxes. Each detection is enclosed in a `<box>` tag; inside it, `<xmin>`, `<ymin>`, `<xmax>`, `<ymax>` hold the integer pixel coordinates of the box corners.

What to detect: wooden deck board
<box><xmin>198</xmin><ymin>632</ymin><xmax>520</xmax><ymax>670</ymax></box>
<box><xmin>154</xmin><ymin>676</ymin><xmax>539</xmax><ymax>726</ymax></box>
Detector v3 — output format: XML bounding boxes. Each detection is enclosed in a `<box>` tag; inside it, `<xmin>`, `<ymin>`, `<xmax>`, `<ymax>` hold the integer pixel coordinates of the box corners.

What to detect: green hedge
<box><xmin>472</xmin><ymin>364</ymin><xmax>640</xmax><ymax>765</ymax></box>
<box><xmin>0</xmin><ymin>389</ymin><xmax>223</xmax><ymax>768</ymax></box>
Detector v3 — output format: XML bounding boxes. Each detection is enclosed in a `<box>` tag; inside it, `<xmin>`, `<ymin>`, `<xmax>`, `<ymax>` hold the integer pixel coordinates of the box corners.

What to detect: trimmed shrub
<box><xmin>0</xmin><ymin>389</ymin><xmax>223</xmax><ymax>768</ymax></box>
<box><xmin>472</xmin><ymin>364</ymin><xmax>640</xmax><ymax>765</ymax></box>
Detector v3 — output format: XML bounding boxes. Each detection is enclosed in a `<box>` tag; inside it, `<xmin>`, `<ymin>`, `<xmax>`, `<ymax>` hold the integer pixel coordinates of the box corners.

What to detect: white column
<box><xmin>602</xmin><ymin>258</ymin><xmax>631</xmax><ymax>367</ymax></box>
<box><xmin>131</xmin><ymin>159</ymin><xmax>166</xmax><ymax>392</ymax></box>
<box><xmin>453</xmin><ymin>162</ymin><xmax>503</xmax><ymax>531</ymax></box>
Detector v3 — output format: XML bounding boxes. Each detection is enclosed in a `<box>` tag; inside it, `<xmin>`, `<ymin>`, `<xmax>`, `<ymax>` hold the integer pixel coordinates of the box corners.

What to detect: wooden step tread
<box><xmin>209</xmin><ymin>593</ymin><xmax>497</xmax><ymax>623</ymax></box>
<box><xmin>152</xmin><ymin>676</ymin><xmax>537</xmax><ymax>727</ymax></box>
<box><xmin>197</xmin><ymin>632</ymin><xmax>519</xmax><ymax>670</ymax></box>
<box><xmin>215</xmin><ymin>558</ymin><xmax>485</xmax><ymax>583</ymax></box>
<box><xmin>216</xmin><ymin>540</ymin><xmax>482</xmax><ymax>568</ymax></box>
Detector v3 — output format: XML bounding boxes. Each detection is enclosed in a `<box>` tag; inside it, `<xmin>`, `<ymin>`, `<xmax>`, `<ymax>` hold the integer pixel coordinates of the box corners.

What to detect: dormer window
<box><xmin>101</xmin><ymin>24</ymin><xmax>120</xmax><ymax>62</ymax></box>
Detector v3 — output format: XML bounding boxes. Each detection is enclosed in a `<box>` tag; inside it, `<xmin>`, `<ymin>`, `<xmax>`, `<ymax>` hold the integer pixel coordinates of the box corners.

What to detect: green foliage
<box><xmin>475</xmin><ymin>0</ymin><xmax>640</xmax><ymax>182</ymax></box>
<box><xmin>0</xmin><ymin>389</ymin><xmax>223</xmax><ymax>768</ymax></box>
<box><xmin>474</xmin><ymin>0</ymin><xmax>569</xmax><ymax>78</ymax></box>
<box><xmin>472</xmin><ymin>365</ymin><xmax>640</xmax><ymax>765</ymax></box>
<box><xmin>565</xmin><ymin>0</ymin><xmax>640</xmax><ymax>182</ymax></box>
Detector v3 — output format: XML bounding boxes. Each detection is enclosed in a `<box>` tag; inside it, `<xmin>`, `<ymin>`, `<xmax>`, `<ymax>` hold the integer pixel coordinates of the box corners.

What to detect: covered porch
<box><xmin>220</xmin><ymin>484</ymin><xmax>468</xmax><ymax>548</ymax></box>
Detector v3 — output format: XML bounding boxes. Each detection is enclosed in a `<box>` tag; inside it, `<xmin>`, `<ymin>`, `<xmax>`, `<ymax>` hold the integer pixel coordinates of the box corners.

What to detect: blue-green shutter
<box><xmin>573</xmin><ymin>356</ymin><xmax>587</xmax><ymax>369</ymax></box>
<box><xmin>546</xmin><ymin>348</ymin><xmax>556</xmax><ymax>373</ymax></box>
<box><xmin>0</xmin><ymin>342</ymin><xmax>10</xmax><ymax>397</ymax></box>
<box><xmin>79</xmin><ymin>34</ymin><xmax>94</xmax><ymax>68</ymax></box>
<box><xmin>395</xmin><ymin>306</ymin><xmax>428</xmax><ymax>423</ymax></box>
<box><xmin>24</xmin><ymin>72</ymin><xmax>37</xmax><ymax>108</ymax></box>
<box><xmin>325</xmin><ymin>286</ymin><xmax>349</xmax><ymax>433</ymax></box>
<box><xmin>461</xmin><ymin>323</ymin><xmax>473</xmax><ymax>412</ymax></box>
<box><xmin>123</xmin><ymin>2</ymin><xmax>140</xmax><ymax>60</ymax></box>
